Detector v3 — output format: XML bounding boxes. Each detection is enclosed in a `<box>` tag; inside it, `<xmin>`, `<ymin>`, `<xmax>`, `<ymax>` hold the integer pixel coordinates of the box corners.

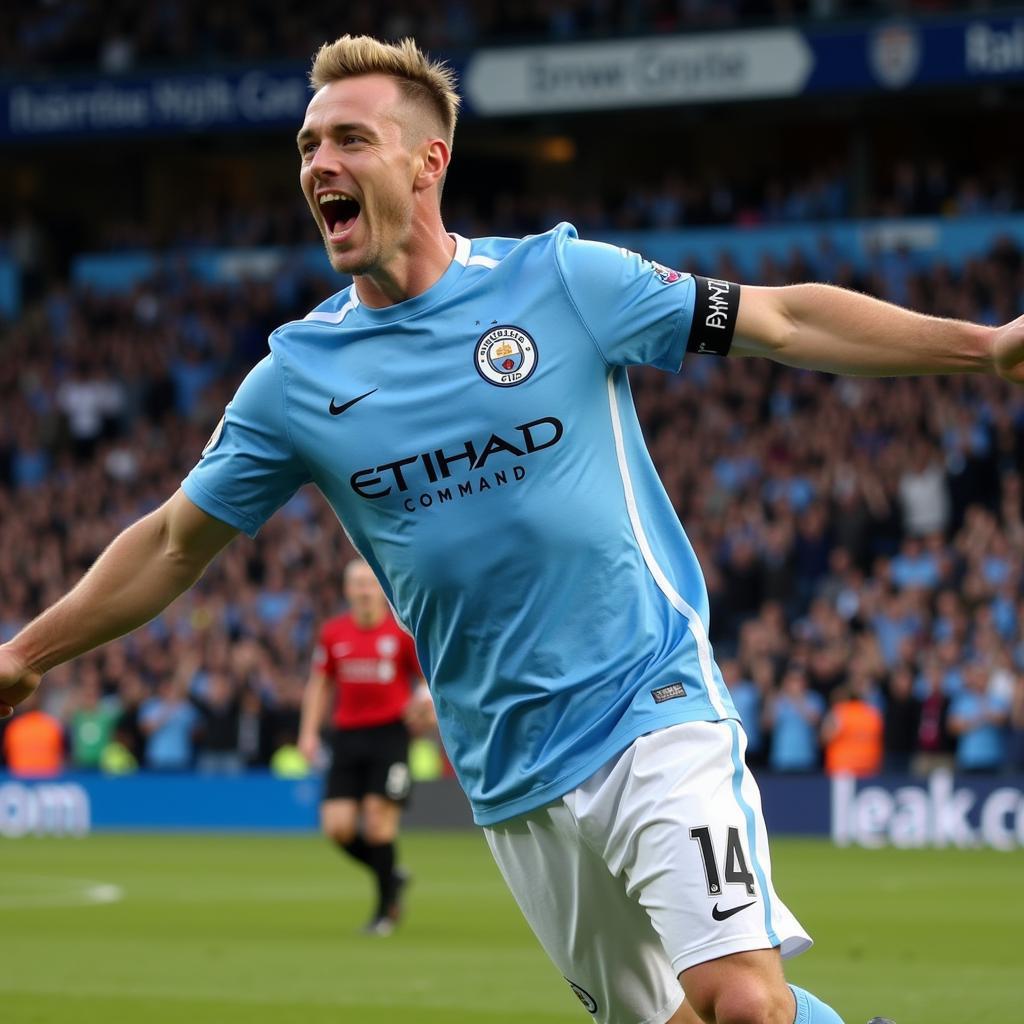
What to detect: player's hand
<box><xmin>0</xmin><ymin>646</ymin><xmax>42</xmax><ymax>719</ymax></box>
<box><xmin>404</xmin><ymin>688</ymin><xmax>436</xmax><ymax>735</ymax></box>
<box><xmin>991</xmin><ymin>313</ymin><xmax>1024</xmax><ymax>386</ymax></box>
<box><xmin>297</xmin><ymin>732</ymin><xmax>321</xmax><ymax>764</ymax></box>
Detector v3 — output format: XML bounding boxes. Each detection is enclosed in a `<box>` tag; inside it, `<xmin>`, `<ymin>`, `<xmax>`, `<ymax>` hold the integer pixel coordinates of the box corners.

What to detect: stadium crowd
<box><xmin>5</xmin><ymin>1</ymin><xmax>1023</xmax><ymax>73</ymax></box>
<box><xmin>2</xmin><ymin>221</ymin><xmax>1024</xmax><ymax>777</ymax></box>
<box><xmin>450</xmin><ymin>157</ymin><xmax>1021</xmax><ymax>234</ymax></box>
<box><xmin>4</xmin><ymin>156</ymin><xmax>1018</xmax><ymax>286</ymax></box>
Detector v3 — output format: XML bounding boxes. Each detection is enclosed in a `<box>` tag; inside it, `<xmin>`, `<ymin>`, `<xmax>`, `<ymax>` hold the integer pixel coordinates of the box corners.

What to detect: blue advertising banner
<box><xmin>0</xmin><ymin>773</ymin><xmax>322</xmax><ymax>835</ymax></box>
<box><xmin>463</xmin><ymin>14</ymin><xmax>1024</xmax><ymax>116</ymax></box>
<box><xmin>811</xmin><ymin>15</ymin><xmax>1024</xmax><ymax>93</ymax></box>
<box><xmin>831</xmin><ymin>773</ymin><xmax>1024</xmax><ymax>851</ymax></box>
<box><xmin>2</xmin><ymin>14</ymin><xmax>1021</xmax><ymax>140</ymax></box>
<box><xmin>3</xmin><ymin>772</ymin><xmax>1023</xmax><ymax>849</ymax></box>
<box><xmin>1</xmin><ymin>65</ymin><xmax>313</xmax><ymax>141</ymax></box>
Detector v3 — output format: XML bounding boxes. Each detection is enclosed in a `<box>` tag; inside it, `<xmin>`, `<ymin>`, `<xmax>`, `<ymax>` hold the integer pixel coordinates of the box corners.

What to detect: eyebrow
<box><xmin>296</xmin><ymin>121</ymin><xmax>375</xmax><ymax>146</ymax></box>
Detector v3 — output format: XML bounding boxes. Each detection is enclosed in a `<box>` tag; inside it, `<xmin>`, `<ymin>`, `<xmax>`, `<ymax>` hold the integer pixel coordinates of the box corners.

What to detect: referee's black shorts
<box><xmin>324</xmin><ymin>720</ymin><xmax>412</xmax><ymax>804</ymax></box>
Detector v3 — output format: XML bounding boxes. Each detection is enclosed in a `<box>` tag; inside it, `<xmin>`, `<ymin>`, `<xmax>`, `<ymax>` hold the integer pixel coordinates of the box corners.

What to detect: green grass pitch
<box><xmin>2</xmin><ymin>832</ymin><xmax>1020</xmax><ymax>1023</ymax></box>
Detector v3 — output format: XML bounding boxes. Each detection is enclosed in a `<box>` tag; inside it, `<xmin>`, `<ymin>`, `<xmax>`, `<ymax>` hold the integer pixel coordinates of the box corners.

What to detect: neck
<box><xmin>354</xmin><ymin>213</ymin><xmax>455</xmax><ymax>308</ymax></box>
<box><xmin>353</xmin><ymin>607</ymin><xmax>387</xmax><ymax>629</ymax></box>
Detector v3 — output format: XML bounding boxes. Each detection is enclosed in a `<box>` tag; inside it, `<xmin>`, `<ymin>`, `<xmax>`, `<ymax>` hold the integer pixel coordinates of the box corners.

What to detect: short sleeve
<box><xmin>182</xmin><ymin>352</ymin><xmax>311</xmax><ymax>538</ymax></box>
<box><xmin>313</xmin><ymin>627</ymin><xmax>331</xmax><ymax>675</ymax></box>
<box><xmin>554</xmin><ymin>231</ymin><xmax>696</xmax><ymax>371</ymax></box>
<box><xmin>402</xmin><ymin>630</ymin><xmax>423</xmax><ymax>680</ymax></box>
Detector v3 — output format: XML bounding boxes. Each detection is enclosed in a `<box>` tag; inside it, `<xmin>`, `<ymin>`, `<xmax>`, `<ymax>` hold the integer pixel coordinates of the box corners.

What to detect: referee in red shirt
<box><xmin>299</xmin><ymin>558</ymin><xmax>433</xmax><ymax>935</ymax></box>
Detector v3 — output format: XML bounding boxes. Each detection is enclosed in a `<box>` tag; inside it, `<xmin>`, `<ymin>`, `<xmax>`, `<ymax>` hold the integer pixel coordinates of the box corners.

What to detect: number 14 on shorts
<box><xmin>689</xmin><ymin>825</ymin><xmax>756</xmax><ymax>898</ymax></box>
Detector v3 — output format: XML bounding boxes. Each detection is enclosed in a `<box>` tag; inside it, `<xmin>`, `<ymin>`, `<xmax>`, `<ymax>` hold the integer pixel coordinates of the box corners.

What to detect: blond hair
<box><xmin>309</xmin><ymin>35</ymin><xmax>460</xmax><ymax>146</ymax></box>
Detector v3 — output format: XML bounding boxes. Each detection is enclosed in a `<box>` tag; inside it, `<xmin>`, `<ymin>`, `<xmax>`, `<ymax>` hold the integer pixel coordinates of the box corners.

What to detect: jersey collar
<box><xmin>349</xmin><ymin>234</ymin><xmax>471</xmax><ymax>326</ymax></box>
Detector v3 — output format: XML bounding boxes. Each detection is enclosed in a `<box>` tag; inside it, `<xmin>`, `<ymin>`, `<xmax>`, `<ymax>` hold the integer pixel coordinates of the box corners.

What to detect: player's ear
<box><xmin>413</xmin><ymin>138</ymin><xmax>450</xmax><ymax>194</ymax></box>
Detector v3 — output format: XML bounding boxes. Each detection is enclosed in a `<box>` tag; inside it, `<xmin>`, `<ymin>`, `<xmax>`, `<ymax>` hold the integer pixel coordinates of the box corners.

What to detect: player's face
<box><xmin>344</xmin><ymin>562</ymin><xmax>387</xmax><ymax>620</ymax></box>
<box><xmin>297</xmin><ymin>75</ymin><xmax>420</xmax><ymax>277</ymax></box>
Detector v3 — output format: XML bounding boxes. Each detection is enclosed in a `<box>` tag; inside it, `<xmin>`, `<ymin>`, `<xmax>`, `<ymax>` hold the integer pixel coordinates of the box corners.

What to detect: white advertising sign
<box><xmin>465</xmin><ymin>31</ymin><xmax>814</xmax><ymax>115</ymax></box>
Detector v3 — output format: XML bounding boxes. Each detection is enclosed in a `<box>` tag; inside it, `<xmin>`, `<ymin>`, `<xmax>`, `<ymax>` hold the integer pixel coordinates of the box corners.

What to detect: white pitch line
<box><xmin>85</xmin><ymin>883</ymin><xmax>123</xmax><ymax>904</ymax></box>
<box><xmin>0</xmin><ymin>874</ymin><xmax>124</xmax><ymax>909</ymax></box>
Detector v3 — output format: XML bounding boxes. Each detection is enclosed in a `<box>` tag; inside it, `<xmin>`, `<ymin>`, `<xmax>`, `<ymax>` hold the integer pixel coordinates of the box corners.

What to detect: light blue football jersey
<box><xmin>183</xmin><ymin>223</ymin><xmax>737</xmax><ymax>824</ymax></box>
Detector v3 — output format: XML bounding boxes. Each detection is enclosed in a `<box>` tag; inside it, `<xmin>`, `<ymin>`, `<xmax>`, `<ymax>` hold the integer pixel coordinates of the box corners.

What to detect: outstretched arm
<box><xmin>298</xmin><ymin>668</ymin><xmax>332</xmax><ymax>763</ymax></box>
<box><xmin>0</xmin><ymin>489</ymin><xmax>238</xmax><ymax>717</ymax></box>
<box><xmin>731</xmin><ymin>284</ymin><xmax>1024</xmax><ymax>382</ymax></box>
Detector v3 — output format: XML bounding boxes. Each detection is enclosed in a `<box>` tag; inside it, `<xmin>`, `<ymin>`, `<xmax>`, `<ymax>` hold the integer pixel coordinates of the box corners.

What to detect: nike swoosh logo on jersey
<box><xmin>711</xmin><ymin>901</ymin><xmax>756</xmax><ymax>921</ymax></box>
<box><xmin>329</xmin><ymin>388</ymin><xmax>378</xmax><ymax>416</ymax></box>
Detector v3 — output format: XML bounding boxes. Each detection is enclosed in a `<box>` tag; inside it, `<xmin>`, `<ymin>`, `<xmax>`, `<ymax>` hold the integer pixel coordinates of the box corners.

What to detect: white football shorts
<box><xmin>484</xmin><ymin>720</ymin><xmax>811</xmax><ymax>1024</ymax></box>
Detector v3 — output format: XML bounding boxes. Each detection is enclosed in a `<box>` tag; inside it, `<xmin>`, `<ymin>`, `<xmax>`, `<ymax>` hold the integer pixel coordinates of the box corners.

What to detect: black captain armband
<box><xmin>686</xmin><ymin>276</ymin><xmax>741</xmax><ymax>357</ymax></box>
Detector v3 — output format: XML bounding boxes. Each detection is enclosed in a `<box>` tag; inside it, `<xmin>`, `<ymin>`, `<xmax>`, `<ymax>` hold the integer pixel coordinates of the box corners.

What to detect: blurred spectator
<box><xmin>2</xmin><ymin>696</ymin><xmax>64</xmax><ymax>777</ymax></box>
<box><xmin>898</xmin><ymin>443</ymin><xmax>951</xmax><ymax>538</ymax></box>
<box><xmin>55</xmin><ymin>358</ymin><xmax>127</xmax><ymax>461</ymax></box>
<box><xmin>238</xmin><ymin>686</ymin><xmax>275</xmax><ymax>767</ymax></box>
<box><xmin>821</xmin><ymin>677</ymin><xmax>884</xmax><ymax>778</ymax></box>
<box><xmin>113</xmin><ymin>672</ymin><xmax>149</xmax><ymax>766</ymax></box>
<box><xmin>911</xmin><ymin>658</ymin><xmax>955</xmax><ymax>777</ymax></box>
<box><xmin>139</xmin><ymin>676</ymin><xmax>200</xmax><ymax>771</ymax></box>
<box><xmin>948</xmin><ymin>660</ymin><xmax>1011</xmax><ymax>774</ymax></box>
<box><xmin>189</xmin><ymin>667</ymin><xmax>246</xmax><ymax>775</ymax></box>
<box><xmin>882</xmin><ymin>665</ymin><xmax>920</xmax><ymax>774</ymax></box>
<box><xmin>764</xmin><ymin>667</ymin><xmax>825</xmax><ymax>773</ymax></box>
<box><xmin>723</xmin><ymin>657</ymin><xmax>766</xmax><ymax>765</ymax></box>
<box><xmin>889</xmin><ymin>536</ymin><xmax>943</xmax><ymax>592</ymax></box>
<box><xmin>67</xmin><ymin>666</ymin><xmax>121</xmax><ymax>770</ymax></box>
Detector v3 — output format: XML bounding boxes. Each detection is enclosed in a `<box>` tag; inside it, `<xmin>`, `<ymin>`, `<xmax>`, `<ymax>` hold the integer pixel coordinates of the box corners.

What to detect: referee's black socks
<box><xmin>340</xmin><ymin>834</ymin><xmax>374</xmax><ymax>868</ymax></box>
<box><xmin>366</xmin><ymin>841</ymin><xmax>396</xmax><ymax>916</ymax></box>
<box><xmin>340</xmin><ymin>835</ymin><xmax>397</xmax><ymax>916</ymax></box>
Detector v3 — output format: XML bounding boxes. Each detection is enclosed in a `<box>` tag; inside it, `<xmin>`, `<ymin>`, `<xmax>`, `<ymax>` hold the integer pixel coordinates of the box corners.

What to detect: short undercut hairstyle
<box><xmin>309</xmin><ymin>35</ymin><xmax>460</xmax><ymax>146</ymax></box>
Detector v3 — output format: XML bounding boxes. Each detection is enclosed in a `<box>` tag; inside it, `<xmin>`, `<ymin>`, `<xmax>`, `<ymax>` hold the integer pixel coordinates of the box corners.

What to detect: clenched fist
<box><xmin>992</xmin><ymin>313</ymin><xmax>1024</xmax><ymax>387</ymax></box>
<box><xmin>0</xmin><ymin>647</ymin><xmax>42</xmax><ymax>719</ymax></box>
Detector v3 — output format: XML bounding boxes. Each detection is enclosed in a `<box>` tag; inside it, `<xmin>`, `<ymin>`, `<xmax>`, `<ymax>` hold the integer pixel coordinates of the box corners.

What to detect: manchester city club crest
<box><xmin>475</xmin><ymin>325</ymin><xmax>538</xmax><ymax>387</ymax></box>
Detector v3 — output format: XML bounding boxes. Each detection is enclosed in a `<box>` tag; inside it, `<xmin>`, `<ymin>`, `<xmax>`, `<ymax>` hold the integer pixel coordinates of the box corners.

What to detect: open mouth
<box><xmin>318</xmin><ymin>191</ymin><xmax>361</xmax><ymax>238</ymax></box>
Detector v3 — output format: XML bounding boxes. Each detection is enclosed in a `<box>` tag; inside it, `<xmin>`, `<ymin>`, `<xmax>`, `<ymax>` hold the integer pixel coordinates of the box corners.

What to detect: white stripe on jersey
<box><xmin>604</xmin><ymin>371</ymin><xmax>729</xmax><ymax>718</ymax></box>
<box><xmin>452</xmin><ymin>234</ymin><xmax>472</xmax><ymax>265</ymax></box>
<box><xmin>303</xmin><ymin>299</ymin><xmax>356</xmax><ymax>324</ymax></box>
<box><xmin>453</xmin><ymin>233</ymin><xmax>498</xmax><ymax>269</ymax></box>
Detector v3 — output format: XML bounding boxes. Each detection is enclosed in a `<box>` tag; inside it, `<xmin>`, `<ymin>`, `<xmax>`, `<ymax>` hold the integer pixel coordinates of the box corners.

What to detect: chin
<box><xmin>326</xmin><ymin>249</ymin><xmax>366</xmax><ymax>276</ymax></box>
<box><xmin>326</xmin><ymin>239</ymin><xmax>380</xmax><ymax>277</ymax></box>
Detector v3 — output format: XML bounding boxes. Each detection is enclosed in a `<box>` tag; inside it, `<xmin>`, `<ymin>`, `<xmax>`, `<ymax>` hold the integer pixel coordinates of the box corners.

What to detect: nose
<box><xmin>309</xmin><ymin>139</ymin><xmax>342</xmax><ymax>180</ymax></box>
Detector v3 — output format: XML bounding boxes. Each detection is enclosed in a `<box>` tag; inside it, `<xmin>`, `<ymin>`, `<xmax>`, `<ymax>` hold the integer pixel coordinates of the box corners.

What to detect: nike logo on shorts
<box><xmin>329</xmin><ymin>388</ymin><xmax>378</xmax><ymax>416</ymax></box>
<box><xmin>711</xmin><ymin>900</ymin><xmax>756</xmax><ymax>921</ymax></box>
